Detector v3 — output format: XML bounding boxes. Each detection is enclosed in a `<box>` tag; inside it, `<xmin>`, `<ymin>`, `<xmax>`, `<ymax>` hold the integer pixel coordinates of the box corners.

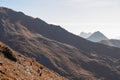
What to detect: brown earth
<box><xmin>0</xmin><ymin>42</ymin><xmax>68</xmax><ymax>80</ymax></box>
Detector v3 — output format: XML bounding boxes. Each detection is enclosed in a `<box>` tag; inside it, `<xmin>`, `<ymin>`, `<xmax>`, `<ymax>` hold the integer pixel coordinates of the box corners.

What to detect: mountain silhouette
<box><xmin>87</xmin><ymin>31</ymin><xmax>108</xmax><ymax>42</ymax></box>
<box><xmin>0</xmin><ymin>7</ymin><xmax>120</xmax><ymax>80</ymax></box>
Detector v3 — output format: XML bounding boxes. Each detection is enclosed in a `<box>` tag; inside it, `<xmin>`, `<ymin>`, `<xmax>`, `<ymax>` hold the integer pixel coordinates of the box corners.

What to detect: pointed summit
<box><xmin>87</xmin><ymin>31</ymin><xmax>108</xmax><ymax>42</ymax></box>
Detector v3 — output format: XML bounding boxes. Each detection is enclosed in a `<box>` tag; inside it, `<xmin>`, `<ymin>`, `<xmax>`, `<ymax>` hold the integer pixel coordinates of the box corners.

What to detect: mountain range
<box><xmin>0</xmin><ymin>7</ymin><xmax>120</xmax><ymax>80</ymax></box>
<box><xmin>80</xmin><ymin>31</ymin><xmax>120</xmax><ymax>49</ymax></box>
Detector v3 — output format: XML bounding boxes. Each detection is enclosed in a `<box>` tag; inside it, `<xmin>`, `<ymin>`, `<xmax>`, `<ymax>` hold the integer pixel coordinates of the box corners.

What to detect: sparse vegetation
<box><xmin>0</xmin><ymin>42</ymin><xmax>68</xmax><ymax>80</ymax></box>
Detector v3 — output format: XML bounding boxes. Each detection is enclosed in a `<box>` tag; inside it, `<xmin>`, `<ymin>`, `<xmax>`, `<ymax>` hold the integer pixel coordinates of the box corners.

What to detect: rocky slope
<box><xmin>0</xmin><ymin>41</ymin><xmax>68</xmax><ymax>80</ymax></box>
<box><xmin>0</xmin><ymin>7</ymin><xmax>120</xmax><ymax>80</ymax></box>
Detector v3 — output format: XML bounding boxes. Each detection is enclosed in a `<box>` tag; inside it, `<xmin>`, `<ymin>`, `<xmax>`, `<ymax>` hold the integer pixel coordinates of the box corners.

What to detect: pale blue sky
<box><xmin>1</xmin><ymin>0</ymin><xmax>120</xmax><ymax>39</ymax></box>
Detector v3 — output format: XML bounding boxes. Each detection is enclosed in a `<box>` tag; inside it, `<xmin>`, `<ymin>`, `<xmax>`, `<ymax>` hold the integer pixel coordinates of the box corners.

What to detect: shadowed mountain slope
<box><xmin>0</xmin><ymin>7</ymin><xmax>118</xmax><ymax>59</ymax></box>
<box><xmin>0</xmin><ymin>7</ymin><xmax>119</xmax><ymax>59</ymax></box>
<box><xmin>0</xmin><ymin>41</ymin><xmax>68</xmax><ymax>80</ymax></box>
<box><xmin>0</xmin><ymin>7</ymin><xmax>120</xmax><ymax>80</ymax></box>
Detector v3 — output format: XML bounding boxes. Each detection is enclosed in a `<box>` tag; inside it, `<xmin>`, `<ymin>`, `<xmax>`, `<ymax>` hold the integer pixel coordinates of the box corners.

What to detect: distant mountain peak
<box><xmin>80</xmin><ymin>32</ymin><xmax>92</xmax><ymax>38</ymax></box>
<box><xmin>94</xmin><ymin>31</ymin><xmax>103</xmax><ymax>34</ymax></box>
<box><xmin>87</xmin><ymin>31</ymin><xmax>108</xmax><ymax>42</ymax></box>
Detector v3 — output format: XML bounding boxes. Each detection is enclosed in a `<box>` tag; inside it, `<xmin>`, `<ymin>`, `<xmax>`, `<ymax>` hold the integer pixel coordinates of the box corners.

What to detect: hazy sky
<box><xmin>1</xmin><ymin>0</ymin><xmax>120</xmax><ymax>39</ymax></box>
